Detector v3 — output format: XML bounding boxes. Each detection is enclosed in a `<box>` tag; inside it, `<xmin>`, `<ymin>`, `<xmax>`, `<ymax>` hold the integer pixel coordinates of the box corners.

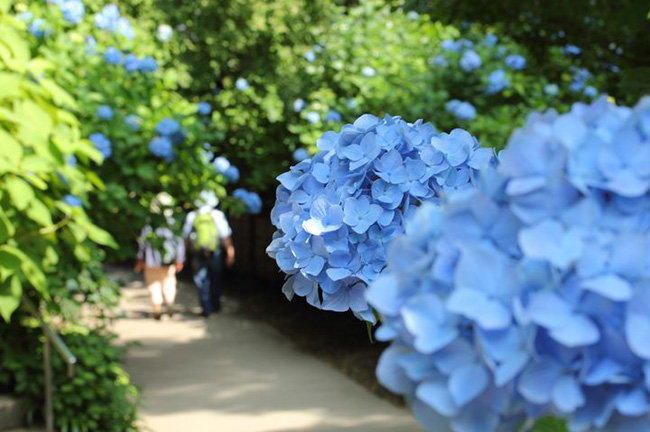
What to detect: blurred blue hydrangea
<box><xmin>66</xmin><ymin>155</ymin><xmax>77</xmax><ymax>167</ymax></box>
<box><xmin>294</xmin><ymin>98</ymin><xmax>306</xmax><ymax>113</ymax></box>
<box><xmin>362</xmin><ymin>66</ymin><xmax>377</xmax><ymax>77</ymax></box>
<box><xmin>124</xmin><ymin>54</ymin><xmax>140</xmax><ymax>73</ymax></box>
<box><xmin>440</xmin><ymin>39</ymin><xmax>460</xmax><ymax>52</ymax></box>
<box><xmin>505</xmin><ymin>54</ymin><xmax>526</xmax><ymax>70</ymax></box>
<box><xmin>103</xmin><ymin>46</ymin><xmax>122</xmax><ymax>65</ymax></box>
<box><xmin>157</xmin><ymin>24</ymin><xmax>173</xmax><ymax>42</ymax></box>
<box><xmin>63</xmin><ymin>194</ymin><xmax>82</xmax><ymax>207</ymax></box>
<box><xmin>446</xmin><ymin>100</ymin><xmax>476</xmax><ymax>121</ymax></box>
<box><xmin>116</xmin><ymin>17</ymin><xmax>133</xmax><ymax>39</ymax></box>
<box><xmin>125</xmin><ymin>114</ymin><xmax>141</xmax><ymax>131</ymax></box>
<box><xmin>213</xmin><ymin>156</ymin><xmax>231</xmax><ymax>174</ymax></box>
<box><xmin>57</xmin><ymin>0</ymin><xmax>85</xmax><ymax>24</ymax></box>
<box><xmin>197</xmin><ymin>102</ymin><xmax>212</xmax><ymax>115</ymax></box>
<box><xmin>484</xmin><ymin>33</ymin><xmax>498</xmax><ymax>47</ymax></box>
<box><xmin>139</xmin><ymin>57</ymin><xmax>157</xmax><ymax>73</ymax></box>
<box><xmin>16</xmin><ymin>11</ymin><xmax>33</xmax><ymax>23</ymax></box>
<box><xmin>267</xmin><ymin>114</ymin><xmax>495</xmax><ymax>320</ymax></box>
<box><xmin>85</xmin><ymin>36</ymin><xmax>97</xmax><ymax>55</ymax></box>
<box><xmin>293</xmin><ymin>148</ymin><xmax>310</xmax><ymax>162</ymax></box>
<box><xmin>235</xmin><ymin>78</ymin><xmax>249</xmax><ymax>91</ymax></box>
<box><xmin>29</xmin><ymin>18</ymin><xmax>49</xmax><ymax>38</ymax></box>
<box><xmin>156</xmin><ymin>118</ymin><xmax>180</xmax><ymax>136</ymax></box>
<box><xmin>234</xmin><ymin>188</ymin><xmax>262</xmax><ymax>214</ymax></box>
<box><xmin>367</xmin><ymin>96</ymin><xmax>650</xmax><ymax>432</ymax></box>
<box><xmin>562</xmin><ymin>44</ymin><xmax>582</xmax><ymax>55</ymax></box>
<box><xmin>149</xmin><ymin>137</ymin><xmax>174</xmax><ymax>161</ymax></box>
<box><xmin>486</xmin><ymin>69</ymin><xmax>509</xmax><ymax>94</ymax></box>
<box><xmin>584</xmin><ymin>86</ymin><xmax>598</xmax><ymax>98</ymax></box>
<box><xmin>406</xmin><ymin>10</ymin><xmax>419</xmax><ymax>20</ymax></box>
<box><xmin>325</xmin><ymin>110</ymin><xmax>342</xmax><ymax>122</ymax></box>
<box><xmin>306</xmin><ymin>111</ymin><xmax>321</xmax><ymax>124</ymax></box>
<box><xmin>90</xmin><ymin>133</ymin><xmax>111</xmax><ymax>158</ymax></box>
<box><xmin>224</xmin><ymin>166</ymin><xmax>240</xmax><ymax>183</ymax></box>
<box><xmin>304</xmin><ymin>50</ymin><xmax>316</xmax><ymax>62</ymax></box>
<box><xmin>96</xmin><ymin>105</ymin><xmax>113</xmax><ymax>120</ymax></box>
<box><xmin>460</xmin><ymin>50</ymin><xmax>481</xmax><ymax>72</ymax></box>
<box><xmin>544</xmin><ymin>83</ymin><xmax>560</xmax><ymax>96</ymax></box>
<box><xmin>94</xmin><ymin>4</ymin><xmax>119</xmax><ymax>31</ymax></box>
<box><xmin>432</xmin><ymin>55</ymin><xmax>448</xmax><ymax>67</ymax></box>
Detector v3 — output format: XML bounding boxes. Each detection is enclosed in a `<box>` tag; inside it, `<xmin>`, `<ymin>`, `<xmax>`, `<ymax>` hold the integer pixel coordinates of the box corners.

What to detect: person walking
<box><xmin>183</xmin><ymin>190</ymin><xmax>235</xmax><ymax>317</ymax></box>
<box><xmin>135</xmin><ymin>193</ymin><xmax>185</xmax><ymax>320</ymax></box>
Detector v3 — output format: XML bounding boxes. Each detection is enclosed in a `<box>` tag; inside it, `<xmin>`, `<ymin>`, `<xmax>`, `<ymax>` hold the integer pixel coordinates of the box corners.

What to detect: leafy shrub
<box><xmin>0</xmin><ymin>318</ymin><xmax>139</xmax><ymax>432</ymax></box>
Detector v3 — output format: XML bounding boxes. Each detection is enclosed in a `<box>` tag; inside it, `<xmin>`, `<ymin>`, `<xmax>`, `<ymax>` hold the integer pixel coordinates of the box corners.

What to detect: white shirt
<box><xmin>182</xmin><ymin>206</ymin><xmax>232</xmax><ymax>242</ymax></box>
<box><xmin>137</xmin><ymin>226</ymin><xmax>186</xmax><ymax>267</ymax></box>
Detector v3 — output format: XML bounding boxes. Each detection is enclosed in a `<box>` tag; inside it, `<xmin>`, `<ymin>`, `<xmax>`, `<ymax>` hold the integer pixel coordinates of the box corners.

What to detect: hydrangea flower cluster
<box><xmin>63</xmin><ymin>194</ymin><xmax>82</xmax><ymax>207</ymax></box>
<box><xmin>267</xmin><ymin>114</ymin><xmax>494</xmax><ymax>320</ymax></box>
<box><xmin>234</xmin><ymin>189</ymin><xmax>262</xmax><ymax>214</ymax></box>
<box><xmin>197</xmin><ymin>102</ymin><xmax>212</xmax><ymax>116</ymax></box>
<box><xmin>157</xmin><ymin>24</ymin><xmax>173</xmax><ymax>42</ymax></box>
<box><xmin>446</xmin><ymin>100</ymin><xmax>476</xmax><ymax>121</ymax></box>
<box><xmin>460</xmin><ymin>50</ymin><xmax>481</xmax><ymax>72</ymax></box>
<box><xmin>29</xmin><ymin>18</ymin><xmax>49</xmax><ymax>38</ymax></box>
<box><xmin>505</xmin><ymin>54</ymin><xmax>526</xmax><ymax>70</ymax></box>
<box><xmin>125</xmin><ymin>114</ymin><xmax>141</xmax><ymax>131</ymax></box>
<box><xmin>325</xmin><ymin>110</ymin><xmax>342</xmax><ymax>123</ymax></box>
<box><xmin>96</xmin><ymin>105</ymin><xmax>113</xmax><ymax>120</ymax></box>
<box><xmin>94</xmin><ymin>5</ymin><xmax>133</xmax><ymax>40</ymax></box>
<box><xmin>367</xmin><ymin>97</ymin><xmax>650</xmax><ymax>432</ymax></box>
<box><xmin>51</xmin><ymin>0</ymin><xmax>85</xmax><ymax>24</ymax></box>
<box><xmin>235</xmin><ymin>78</ymin><xmax>249</xmax><ymax>91</ymax></box>
<box><xmin>149</xmin><ymin>137</ymin><xmax>174</xmax><ymax>161</ymax></box>
<box><xmin>90</xmin><ymin>132</ymin><xmax>111</xmax><ymax>158</ymax></box>
<box><xmin>306</xmin><ymin>111</ymin><xmax>321</xmax><ymax>124</ymax></box>
<box><xmin>213</xmin><ymin>156</ymin><xmax>239</xmax><ymax>183</ymax></box>
<box><xmin>103</xmin><ymin>46</ymin><xmax>122</xmax><ymax>65</ymax></box>
<box><xmin>124</xmin><ymin>54</ymin><xmax>158</xmax><ymax>73</ymax></box>
<box><xmin>486</xmin><ymin>69</ymin><xmax>509</xmax><ymax>94</ymax></box>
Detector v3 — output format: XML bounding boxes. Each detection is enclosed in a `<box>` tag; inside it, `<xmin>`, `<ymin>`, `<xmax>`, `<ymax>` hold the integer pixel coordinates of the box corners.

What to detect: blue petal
<box><xmin>626</xmin><ymin>313</ymin><xmax>650</xmax><ymax>360</ymax></box>
<box><xmin>366</xmin><ymin>273</ymin><xmax>400</xmax><ymax>316</ymax></box>
<box><xmin>417</xmin><ymin>380</ymin><xmax>459</xmax><ymax>416</ymax></box>
<box><xmin>448</xmin><ymin>363</ymin><xmax>489</xmax><ymax>407</ymax></box>
<box><xmin>549</xmin><ymin>314</ymin><xmax>600</xmax><ymax>347</ymax></box>
<box><xmin>376</xmin><ymin>345</ymin><xmax>410</xmax><ymax>394</ymax></box>
<box><xmin>616</xmin><ymin>387</ymin><xmax>649</xmax><ymax>416</ymax></box>
<box><xmin>552</xmin><ymin>374</ymin><xmax>585</xmax><ymax>413</ymax></box>
<box><xmin>581</xmin><ymin>274</ymin><xmax>633</xmax><ymax>301</ymax></box>
<box><xmin>518</xmin><ymin>359</ymin><xmax>563</xmax><ymax>404</ymax></box>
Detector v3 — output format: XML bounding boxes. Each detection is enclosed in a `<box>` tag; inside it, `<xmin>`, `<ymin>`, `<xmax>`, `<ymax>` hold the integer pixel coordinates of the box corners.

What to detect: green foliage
<box><xmin>0</xmin><ymin>318</ymin><xmax>139</xmax><ymax>432</ymax></box>
<box><xmin>533</xmin><ymin>417</ymin><xmax>569</xmax><ymax>432</ymax></box>
<box><xmin>0</xmin><ymin>7</ymin><xmax>114</xmax><ymax>321</ymax></box>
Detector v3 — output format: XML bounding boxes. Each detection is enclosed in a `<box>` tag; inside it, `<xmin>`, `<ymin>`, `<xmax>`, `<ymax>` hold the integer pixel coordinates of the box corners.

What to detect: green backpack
<box><xmin>192</xmin><ymin>213</ymin><xmax>219</xmax><ymax>252</ymax></box>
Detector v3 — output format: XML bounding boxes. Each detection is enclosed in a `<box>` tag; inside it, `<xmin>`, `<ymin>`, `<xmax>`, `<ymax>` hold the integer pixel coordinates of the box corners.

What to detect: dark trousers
<box><xmin>192</xmin><ymin>250</ymin><xmax>223</xmax><ymax>315</ymax></box>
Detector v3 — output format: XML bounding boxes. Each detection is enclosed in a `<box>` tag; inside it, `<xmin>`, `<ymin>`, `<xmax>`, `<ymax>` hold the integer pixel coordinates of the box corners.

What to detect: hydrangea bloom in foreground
<box><xmin>367</xmin><ymin>97</ymin><xmax>650</xmax><ymax>432</ymax></box>
<box><xmin>267</xmin><ymin>114</ymin><xmax>494</xmax><ymax>320</ymax></box>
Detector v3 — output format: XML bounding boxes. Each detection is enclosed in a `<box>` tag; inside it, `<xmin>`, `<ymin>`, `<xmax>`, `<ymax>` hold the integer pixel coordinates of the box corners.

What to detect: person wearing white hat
<box><xmin>182</xmin><ymin>190</ymin><xmax>235</xmax><ymax>316</ymax></box>
<box><xmin>135</xmin><ymin>192</ymin><xmax>186</xmax><ymax>320</ymax></box>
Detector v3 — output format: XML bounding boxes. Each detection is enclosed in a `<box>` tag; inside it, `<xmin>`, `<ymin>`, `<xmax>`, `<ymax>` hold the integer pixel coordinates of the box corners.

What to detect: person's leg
<box><xmin>208</xmin><ymin>250</ymin><xmax>223</xmax><ymax>312</ymax></box>
<box><xmin>162</xmin><ymin>265</ymin><xmax>177</xmax><ymax>317</ymax></box>
<box><xmin>144</xmin><ymin>267</ymin><xmax>164</xmax><ymax>320</ymax></box>
<box><xmin>192</xmin><ymin>254</ymin><xmax>211</xmax><ymax>316</ymax></box>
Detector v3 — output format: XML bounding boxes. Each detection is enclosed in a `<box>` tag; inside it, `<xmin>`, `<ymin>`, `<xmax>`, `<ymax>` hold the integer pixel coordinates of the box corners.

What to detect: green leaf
<box><xmin>0</xmin><ymin>72</ymin><xmax>21</xmax><ymax>100</ymax></box>
<box><xmin>0</xmin><ymin>129</ymin><xmax>22</xmax><ymax>165</ymax></box>
<box><xmin>75</xmin><ymin>217</ymin><xmax>118</xmax><ymax>249</ymax></box>
<box><xmin>136</xmin><ymin>163</ymin><xmax>156</xmax><ymax>180</ymax></box>
<box><xmin>5</xmin><ymin>176</ymin><xmax>34</xmax><ymax>210</ymax></box>
<box><xmin>0</xmin><ymin>207</ymin><xmax>15</xmax><ymax>243</ymax></box>
<box><xmin>20</xmin><ymin>155</ymin><xmax>53</xmax><ymax>173</ymax></box>
<box><xmin>533</xmin><ymin>417</ymin><xmax>568</xmax><ymax>432</ymax></box>
<box><xmin>26</xmin><ymin>198</ymin><xmax>53</xmax><ymax>226</ymax></box>
<box><xmin>0</xmin><ymin>275</ymin><xmax>21</xmax><ymax>322</ymax></box>
<box><xmin>0</xmin><ymin>245</ymin><xmax>47</xmax><ymax>295</ymax></box>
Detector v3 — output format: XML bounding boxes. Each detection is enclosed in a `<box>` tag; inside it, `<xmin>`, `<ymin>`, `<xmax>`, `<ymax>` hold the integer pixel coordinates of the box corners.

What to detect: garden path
<box><xmin>111</xmin><ymin>269</ymin><xmax>422</xmax><ymax>432</ymax></box>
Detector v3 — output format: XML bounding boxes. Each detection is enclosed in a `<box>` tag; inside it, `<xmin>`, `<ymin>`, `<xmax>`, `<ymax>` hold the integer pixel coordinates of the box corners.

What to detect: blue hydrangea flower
<box><xmin>367</xmin><ymin>97</ymin><xmax>650</xmax><ymax>432</ymax></box>
<box><xmin>432</xmin><ymin>55</ymin><xmax>448</xmax><ymax>67</ymax></box>
<box><xmin>460</xmin><ymin>50</ymin><xmax>481</xmax><ymax>72</ymax></box>
<box><xmin>66</xmin><ymin>155</ymin><xmax>77</xmax><ymax>167</ymax></box>
<box><xmin>103</xmin><ymin>46</ymin><xmax>122</xmax><ymax>65</ymax></box>
<box><xmin>304</xmin><ymin>50</ymin><xmax>316</xmax><ymax>62</ymax></box>
<box><xmin>361</xmin><ymin>66</ymin><xmax>377</xmax><ymax>77</ymax></box>
<box><xmin>325</xmin><ymin>110</ymin><xmax>342</xmax><ymax>122</ymax></box>
<box><xmin>446</xmin><ymin>100</ymin><xmax>476</xmax><ymax>121</ymax></box>
<box><xmin>544</xmin><ymin>83</ymin><xmax>559</xmax><ymax>96</ymax></box>
<box><xmin>213</xmin><ymin>156</ymin><xmax>231</xmax><ymax>174</ymax></box>
<box><xmin>235</xmin><ymin>78</ymin><xmax>249</xmax><ymax>91</ymax></box>
<box><xmin>85</xmin><ymin>36</ymin><xmax>97</xmax><ymax>55</ymax></box>
<box><xmin>157</xmin><ymin>24</ymin><xmax>173</xmax><ymax>42</ymax></box>
<box><xmin>139</xmin><ymin>57</ymin><xmax>157</xmax><ymax>73</ymax></box>
<box><xmin>224</xmin><ymin>166</ymin><xmax>240</xmax><ymax>183</ymax></box>
<box><xmin>407</xmin><ymin>10</ymin><xmax>419</xmax><ymax>20</ymax></box>
<box><xmin>94</xmin><ymin>4</ymin><xmax>119</xmax><ymax>31</ymax></box>
<box><xmin>505</xmin><ymin>54</ymin><xmax>526</xmax><ymax>70</ymax></box>
<box><xmin>96</xmin><ymin>105</ymin><xmax>113</xmax><ymax>120</ymax></box>
<box><xmin>440</xmin><ymin>39</ymin><xmax>460</xmax><ymax>52</ymax></box>
<box><xmin>562</xmin><ymin>44</ymin><xmax>582</xmax><ymax>55</ymax></box>
<box><xmin>89</xmin><ymin>133</ymin><xmax>111</xmax><ymax>158</ymax></box>
<box><xmin>346</xmin><ymin>99</ymin><xmax>359</xmax><ymax>109</ymax></box>
<box><xmin>115</xmin><ymin>17</ymin><xmax>134</xmax><ymax>40</ymax></box>
<box><xmin>197</xmin><ymin>102</ymin><xmax>212</xmax><ymax>115</ymax></box>
<box><xmin>584</xmin><ymin>85</ymin><xmax>598</xmax><ymax>98</ymax></box>
<box><xmin>306</xmin><ymin>111</ymin><xmax>321</xmax><ymax>124</ymax></box>
<box><xmin>486</xmin><ymin>69</ymin><xmax>509</xmax><ymax>94</ymax></box>
<box><xmin>16</xmin><ymin>11</ymin><xmax>33</xmax><ymax>23</ymax></box>
<box><xmin>268</xmin><ymin>114</ymin><xmax>495</xmax><ymax>320</ymax></box>
<box><xmin>293</xmin><ymin>148</ymin><xmax>310</xmax><ymax>162</ymax></box>
<box><xmin>149</xmin><ymin>137</ymin><xmax>174</xmax><ymax>161</ymax></box>
<box><xmin>156</xmin><ymin>118</ymin><xmax>180</xmax><ymax>136</ymax></box>
<box><xmin>58</xmin><ymin>0</ymin><xmax>85</xmax><ymax>24</ymax></box>
<box><xmin>294</xmin><ymin>98</ymin><xmax>306</xmax><ymax>113</ymax></box>
<box><xmin>234</xmin><ymin>189</ymin><xmax>262</xmax><ymax>214</ymax></box>
<box><xmin>29</xmin><ymin>19</ymin><xmax>49</xmax><ymax>38</ymax></box>
<box><xmin>484</xmin><ymin>34</ymin><xmax>498</xmax><ymax>47</ymax></box>
<box><xmin>124</xmin><ymin>54</ymin><xmax>140</xmax><ymax>73</ymax></box>
<box><xmin>125</xmin><ymin>114</ymin><xmax>141</xmax><ymax>131</ymax></box>
<box><xmin>63</xmin><ymin>194</ymin><xmax>82</xmax><ymax>207</ymax></box>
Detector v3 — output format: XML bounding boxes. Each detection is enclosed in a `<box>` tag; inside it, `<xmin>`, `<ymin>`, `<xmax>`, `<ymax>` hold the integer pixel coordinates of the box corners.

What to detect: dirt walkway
<box><xmin>112</xmin><ymin>269</ymin><xmax>422</xmax><ymax>432</ymax></box>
